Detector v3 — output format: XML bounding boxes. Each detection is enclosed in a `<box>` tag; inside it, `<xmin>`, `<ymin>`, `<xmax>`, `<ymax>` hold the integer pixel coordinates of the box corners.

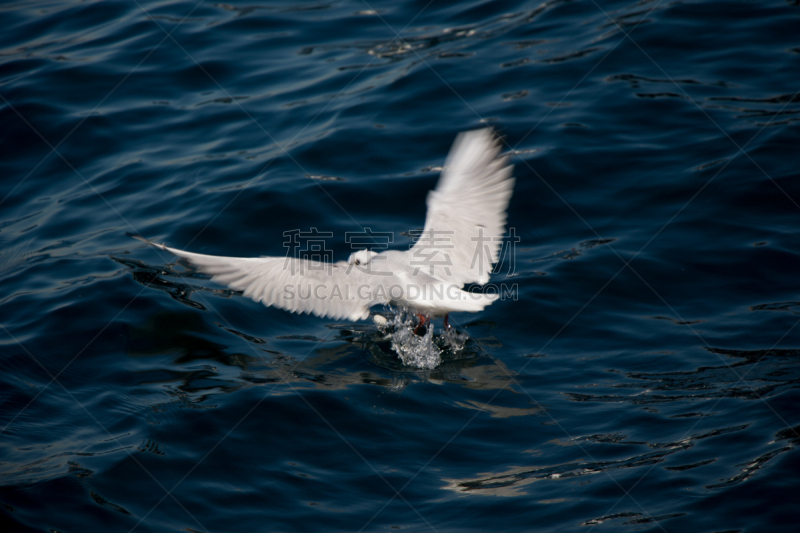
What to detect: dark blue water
<box><xmin>2</xmin><ymin>0</ymin><xmax>800</xmax><ymax>531</ymax></box>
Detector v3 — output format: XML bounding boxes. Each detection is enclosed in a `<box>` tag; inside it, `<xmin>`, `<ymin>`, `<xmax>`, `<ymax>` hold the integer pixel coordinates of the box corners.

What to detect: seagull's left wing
<box><xmin>145</xmin><ymin>241</ymin><xmax>387</xmax><ymax>321</ymax></box>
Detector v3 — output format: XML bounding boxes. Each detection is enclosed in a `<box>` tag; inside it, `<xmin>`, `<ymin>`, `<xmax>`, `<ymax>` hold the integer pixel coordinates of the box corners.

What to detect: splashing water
<box><xmin>375</xmin><ymin>307</ymin><xmax>470</xmax><ymax>369</ymax></box>
<box><xmin>440</xmin><ymin>322</ymin><xmax>469</xmax><ymax>353</ymax></box>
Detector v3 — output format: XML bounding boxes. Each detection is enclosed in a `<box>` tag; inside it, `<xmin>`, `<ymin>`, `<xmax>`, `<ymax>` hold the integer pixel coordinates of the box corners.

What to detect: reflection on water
<box><xmin>125</xmin><ymin>299</ymin><xmax>524</xmax><ymax>395</ymax></box>
<box><xmin>121</xmin><ymin>251</ymin><xmax>488</xmax><ymax>371</ymax></box>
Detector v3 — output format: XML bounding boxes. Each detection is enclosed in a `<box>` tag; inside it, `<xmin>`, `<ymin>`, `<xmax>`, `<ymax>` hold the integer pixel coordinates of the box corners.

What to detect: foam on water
<box><xmin>375</xmin><ymin>307</ymin><xmax>470</xmax><ymax>369</ymax></box>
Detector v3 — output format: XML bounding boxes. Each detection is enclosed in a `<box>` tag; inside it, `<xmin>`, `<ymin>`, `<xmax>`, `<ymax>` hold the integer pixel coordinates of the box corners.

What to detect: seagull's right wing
<box><xmin>409</xmin><ymin>129</ymin><xmax>514</xmax><ymax>287</ymax></box>
<box><xmin>145</xmin><ymin>241</ymin><xmax>387</xmax><ymax>321</ymax></box>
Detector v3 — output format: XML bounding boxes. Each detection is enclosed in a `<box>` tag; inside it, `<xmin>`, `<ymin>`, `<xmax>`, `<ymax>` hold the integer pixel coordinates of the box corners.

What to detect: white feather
<box><xmin>144</xmin><ymin>128</ymin><xmax>514</xmax><ymax>320</ymax></box>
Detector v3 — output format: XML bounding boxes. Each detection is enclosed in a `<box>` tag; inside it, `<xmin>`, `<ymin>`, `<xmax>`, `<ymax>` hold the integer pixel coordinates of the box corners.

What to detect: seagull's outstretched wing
<box><xmin>408</xmin><ymin>129</ymin><xmax>514</xmax><ymax>287</ymax></box>
<box><xmin>143</xmin><ymin>240</ymin><xmax>387</xmax><ymax>321</ymax></box>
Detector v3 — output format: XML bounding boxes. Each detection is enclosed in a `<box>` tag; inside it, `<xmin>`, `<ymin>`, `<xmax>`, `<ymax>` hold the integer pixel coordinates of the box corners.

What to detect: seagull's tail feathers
<box><xmin>410</xmin><ymin>287</ymin><xmax>499</xmax><ymax>316</ymax></box>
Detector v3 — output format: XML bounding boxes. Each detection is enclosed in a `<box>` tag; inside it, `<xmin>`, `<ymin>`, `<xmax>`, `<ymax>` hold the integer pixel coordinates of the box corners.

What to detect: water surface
<box><xmin>2</xmin><ymin>0</ymin><xmax>800</xmax><ymax>531</ymax></box>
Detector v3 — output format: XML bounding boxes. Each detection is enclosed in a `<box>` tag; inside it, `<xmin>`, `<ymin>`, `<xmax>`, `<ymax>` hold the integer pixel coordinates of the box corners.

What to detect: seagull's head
<box><xmin>348</xmin><ymin>249</ymin><xmax>379</xmax><ymax>267</ymax></box>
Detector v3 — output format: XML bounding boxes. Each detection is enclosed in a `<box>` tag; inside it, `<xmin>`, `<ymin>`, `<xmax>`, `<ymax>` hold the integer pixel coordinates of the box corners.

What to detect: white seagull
<box><xmin>139</xmin><ymin>128</ymin><xmax>515</xmax><ymax>329</ymax></box>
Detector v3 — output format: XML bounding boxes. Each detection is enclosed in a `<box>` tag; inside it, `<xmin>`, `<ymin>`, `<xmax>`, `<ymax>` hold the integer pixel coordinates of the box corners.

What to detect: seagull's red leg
<box><xmin>414</xmin><ymin>313</ymin><xmax>427</xmax><ymax>335</ymax></box>
<box><xmin>444</xmin><ymin>314</ymin><xmax>450</xmax><ymax>329</ymax></box>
